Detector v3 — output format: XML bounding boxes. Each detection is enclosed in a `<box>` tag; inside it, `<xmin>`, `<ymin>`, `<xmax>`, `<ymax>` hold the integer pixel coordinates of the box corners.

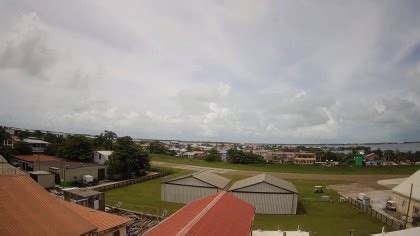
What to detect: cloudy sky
<box><xmin>1</xmin><ymin>0</ymin><xmax>420</xmax><ymax>143</ymax></box>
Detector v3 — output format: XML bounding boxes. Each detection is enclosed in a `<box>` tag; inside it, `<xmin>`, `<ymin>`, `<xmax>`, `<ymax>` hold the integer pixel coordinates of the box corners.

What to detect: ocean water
<box><xmin>304</xmin><ymin>143</ymin><xmax>420</xmax><ymax>152</ymax></box>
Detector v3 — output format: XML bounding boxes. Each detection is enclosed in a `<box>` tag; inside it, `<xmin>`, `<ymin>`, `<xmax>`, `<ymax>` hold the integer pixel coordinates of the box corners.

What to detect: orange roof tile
<box><xmin>145</xmin><ymin>192</ymin><xmax>255</xmax><ymax>236</ymax></box>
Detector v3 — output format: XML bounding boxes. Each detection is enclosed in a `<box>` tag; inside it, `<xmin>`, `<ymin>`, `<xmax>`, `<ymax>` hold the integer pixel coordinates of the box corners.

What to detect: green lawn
<box><xmin>105</xmin><ymin>170</ymin><xmax>388</xmax><ymax>235</ymax></box>
<box><xmin>105</xmin><ymin>168</ymin><xmax>192</xmax><ymax>215</ymax></box>
<box><xmin>253</xmin><ymin>180</ymin><xmax>387</xmax><ymax>236</ymax></box>
<box><xmin>152</xmin><ymin>154</ymin><xmax>419</xmax><ymax>175</ymax></box>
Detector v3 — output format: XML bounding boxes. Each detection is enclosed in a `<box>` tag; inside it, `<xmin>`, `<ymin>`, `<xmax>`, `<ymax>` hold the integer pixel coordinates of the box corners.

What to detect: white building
<box><xmin>392</xmin><ymin>170</ymin><xmax>420</xmax><ymax>221</ymax></box>
<box><xmin>92</xmin><ymin>151</ymin><xmax>113</xmax><ymax>165</ymax></box>
<box><xmin>229</xmin><ymin>174</ymin><xmax>298</xmax><ymax>214</ymax></box>
<box><xmin>23</xmin><ymin>138</ymin><xmax>49</xmax><ymax>153</ymax></box>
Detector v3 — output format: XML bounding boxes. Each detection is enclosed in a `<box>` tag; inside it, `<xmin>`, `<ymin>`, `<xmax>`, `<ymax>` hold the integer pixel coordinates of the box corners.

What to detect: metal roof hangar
<box><xmin>161</xmin><ymin>171</ymin><xmax>230</xmax><ymax>204</ymax></box>
<box><xmin>229</xmin><ymin>174</ymin><xmax>298</xmax><ymax>214</ymax></box>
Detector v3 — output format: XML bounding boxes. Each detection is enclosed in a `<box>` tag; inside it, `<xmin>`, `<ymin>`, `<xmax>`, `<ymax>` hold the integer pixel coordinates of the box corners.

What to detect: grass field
<box><xmin>106</xmin><ymin>168</ymin><xmax>388</xmax><ymax>235</ymax></box>
<box><xmin>105</xmin><ymin>168</ymin><xmax>193</xmax><ymax>215</ymax></box>
<box><xmin>151</xmin><ymin>154</ymin><xmax>419</xmax><ymax>175</ymax></box>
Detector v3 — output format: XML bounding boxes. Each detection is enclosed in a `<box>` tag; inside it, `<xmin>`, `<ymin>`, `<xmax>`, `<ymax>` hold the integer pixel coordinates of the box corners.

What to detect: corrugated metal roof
<box><xmin>229</xmin><ymin>174</ymin><xmax>298</xmax><ymax>193</ymax></box>
<box><xmin>145</xmin><ymin>192</ymin><xmax>255</xmax><ymax>236</ymax></box>
<box><xmin>0</xmin><ymin>175</ymin><xmax>132</xmax><ymax>235</ymax></box>
<box><xmin>392</xmin><ymin>170</ymin><xmax>420</xmax><ymax>201</ymax></box>
<box><xmin>163</xmin><ymin>171</ymin><xmax>230</xmax><ymax>189</ymax></box>
<box><xmin>0</xmin><ymin>175</ymin><xmax>97</xmax><ymax>235</ymax></box>
<box><xmin>23</xmin><ymin>138</ymin><xmax>49</xmax><ymax>144</ymax></box>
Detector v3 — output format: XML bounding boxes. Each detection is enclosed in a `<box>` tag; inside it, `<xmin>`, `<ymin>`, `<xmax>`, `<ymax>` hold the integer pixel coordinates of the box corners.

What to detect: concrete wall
<box><xmin>62</xmin><ymin>166</ymin><xmax>105</xmax><ymax>182</ymax></box>
<box><xmin>161</xmin><ymin>184</ymin><xmax>219</xmax><ymax>204</ymax></box>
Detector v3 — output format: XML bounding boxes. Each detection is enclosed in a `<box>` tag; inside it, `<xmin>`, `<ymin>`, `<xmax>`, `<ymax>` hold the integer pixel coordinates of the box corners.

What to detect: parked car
<box><xmin>385</xmin><ymin>200</ymin><xmax>396</xmax><ymax>211</ymax></box>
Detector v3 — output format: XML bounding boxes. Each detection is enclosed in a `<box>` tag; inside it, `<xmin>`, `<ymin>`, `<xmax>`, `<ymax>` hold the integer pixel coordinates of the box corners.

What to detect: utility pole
<box><xmin>404</xmin><ymin>183</ymin><xmax>414</xmax><ymax>228</ymax></box>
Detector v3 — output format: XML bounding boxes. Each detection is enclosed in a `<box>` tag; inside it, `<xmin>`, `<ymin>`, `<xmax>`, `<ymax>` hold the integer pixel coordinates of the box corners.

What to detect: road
<box><xmin>152</xmin><ymin>161</ymin><xmax>409</xmax><ymax>189</ymax></box>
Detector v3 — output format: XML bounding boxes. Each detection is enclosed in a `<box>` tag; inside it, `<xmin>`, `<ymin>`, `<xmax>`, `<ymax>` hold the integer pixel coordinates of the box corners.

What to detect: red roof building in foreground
<box><xmin>145</xmin><ymin>191</ymin><xmax>255</xmax><ymax>236</ymax></box>
<box><xmin>0</xmin><ymin>175</ymin><xmax>132</xmax><ymax>235</ymax></box>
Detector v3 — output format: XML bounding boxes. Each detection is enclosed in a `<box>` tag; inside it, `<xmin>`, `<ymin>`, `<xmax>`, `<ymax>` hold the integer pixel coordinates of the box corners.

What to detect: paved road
<box><xmin>152</xmin><ymin>161</ymin><xmax>409</xmax><ymax>189</ymax></box>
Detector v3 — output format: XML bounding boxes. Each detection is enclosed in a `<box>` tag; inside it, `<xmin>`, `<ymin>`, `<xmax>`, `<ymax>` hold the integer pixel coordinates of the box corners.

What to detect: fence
<box><xmin>90</xmin><ymin>171</ymin><xmax>168</xmax><ymax>192</ymax></box>
<box><xmin>348</xmin><ymin>198</ymin><xmax>403</xmax><ymax>230</ymax></box>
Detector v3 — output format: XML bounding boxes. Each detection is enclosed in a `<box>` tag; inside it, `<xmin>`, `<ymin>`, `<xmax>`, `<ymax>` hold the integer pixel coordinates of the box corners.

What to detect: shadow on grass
<box><xmin>296</xmin><ymin>201</ymin><xmax>307</xmax><ymax>215</ymax></box>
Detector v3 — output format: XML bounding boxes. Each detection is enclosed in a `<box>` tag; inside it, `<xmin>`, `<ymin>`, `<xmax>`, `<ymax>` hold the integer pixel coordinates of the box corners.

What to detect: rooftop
<box><xmin>96</xmin><ymin>150</ymin><xmax>113</xmax><ymax>156</ymax></box>
<box><xmin>392</xmin><ymin>170</ymin><xmax>420</xmax><ymax>201</ymax></box>
<box><xmin>63</xmin><ymin>188</ymin><xmax>102</xmax><ymax>197</ymax></box>
<box><xmin>0</xmin><ymin>175</ymin><xmax>131</xmax><ymax>235</ymax></box>
<box><xmin>164</xmin><ymin>170</ymin><xmax>230</xmax><ymax>189</ymax></box>
<box><xmin>22</xmin><ymin>138</ymin><xmax>49</xmax><ymax>144</ymax></box>
<box><xmin>229</xmin><ymin>174</ymin><xmax>298</xmax><ymax>193</ymax></box>
<box><xmin>14</xmin><ymin>154</ymin><xmax>102</xmax><ymax>169</ymax></box>
<box><xmin>145</xmin><ymin>191</ymin><xmax>255</xmax><ymax>236</ymax></box>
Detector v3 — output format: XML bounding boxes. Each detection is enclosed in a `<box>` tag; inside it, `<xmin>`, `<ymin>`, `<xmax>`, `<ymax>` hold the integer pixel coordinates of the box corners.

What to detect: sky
<box><xmin>1</xmin><ymin>0</ymin><xmax>420</xmax><ymax>144</ymax></box>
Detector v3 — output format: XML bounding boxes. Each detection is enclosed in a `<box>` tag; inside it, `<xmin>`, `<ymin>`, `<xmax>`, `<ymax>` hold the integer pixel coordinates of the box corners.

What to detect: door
<box><xmin>98</xmin><ymin>168</ymin><xmax>105</xmax><ymax>181</ymax></box>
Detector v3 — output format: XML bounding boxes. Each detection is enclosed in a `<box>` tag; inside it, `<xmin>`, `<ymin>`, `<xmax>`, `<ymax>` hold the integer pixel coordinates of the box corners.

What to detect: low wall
<box><xmin>91</xmin><ymin>172</ymin><xmax>167</xmax><ymax>192</ymax></box>
<box><xmin>348</xmin><ymin>198</ymin><xmax>404</xmax><ymax>230</ymax></box>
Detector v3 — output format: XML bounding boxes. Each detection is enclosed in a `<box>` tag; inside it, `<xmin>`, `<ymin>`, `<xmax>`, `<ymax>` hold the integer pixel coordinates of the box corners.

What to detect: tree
<box><xmin>0</xmin><ymin>127</ymin><xmax>8</xmax><ymax>145</ymax></box>
<box><xmin>372</xmin><ymin>149</ymin><xmax>383</xmax><ymax>159</ymax></box>
<box><xmin>226</xmin><ymin>148</ymin><xmax>263</xmax><ymax>164</ymax></box>
<box><xmin>383</xmin><ymin>150</ymin><xmax>395</xmax><ymax>162</ymax></box>
<box><xmin>17</xmin><ymin>130</ymin><xmax>31</xmax><ymax>140</ymax></box>
<box><xmin>94</xmin><ymin>130</ymin><xmax>117</xmax><ymax>150</ymax></box>
<box><xmin>186</xmin><ymin>144</ymin><xmax>193</xmax><ymax>152</ymax></box>
<box><xmin>0</xmin><ymin>146</ymin><xmax>15</xmax><ymax>161</ymax></box>
<box><xmin>148</xmin><ymin>140</ymin><xmax>169</xmax><ymax>155</ymax></box>
<box><xmin>107</xmin><ymin>136</ymin><xmax>150</xmax><ymax>180</ymax></box>
<box><xmin>13</xmin><ymin>141</ymin><xmax>33</xmax><ymax>155</ymax></box>
<box><xmin>59</xmin><ymin>135</ymin><xmax>93</xmax><ymax>162</ymax></box>
<box><xmin>206</xmin><ymin>148</ymin><xmax>220</xmax><ymax>162</ymax></box>
<box><xmin>33</xmin><ymin>130</ymin><xmax>43</xmax><ymax>139</ymax></box>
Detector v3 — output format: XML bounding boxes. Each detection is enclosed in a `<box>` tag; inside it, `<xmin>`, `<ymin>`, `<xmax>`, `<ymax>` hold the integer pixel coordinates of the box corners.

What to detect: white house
<box><xmin>93</xmin><ymin>151</ymin><xmax>113</xmax><ymax>165</ymax></box>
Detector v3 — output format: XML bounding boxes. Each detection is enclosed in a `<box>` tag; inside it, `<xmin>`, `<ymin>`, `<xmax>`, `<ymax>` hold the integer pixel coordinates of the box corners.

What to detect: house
<box><xmin>161</xmin><ymin>170</ymin><xmax>230</xmax><ymax>204</ymax></box>
<box><xmin>23</xmin><ymin>138</ymin><xmax>49</xmax><ymax>153</ymax></box>
<box><xmin>218</xmin><ymin>149</ymin><xmax>228</xmax><ymax>162</ymax></box>
<box><xmin>392</xmin><ymin>170</ymin><xmax>420</xmax><ymax>221</ymax></box>
<box><xmin>145</xmin><ymin>191</ymin><xmax>255</xmax><ymax>236</ymax></box>
<box><xmin>29</xmin><ymin>171</ymin><xmax>55</xmax><ymax>188</ymax></box>
<box><xmin>182</xmin><ymin>151</ymin><xmax>206</xmax><ymax>158</ymax></box>
<box><xmin>12</xmin><ymin>154</ymin><xmax>107</xmax><ymax>183</ymax></box>
<box><xmin>93</xmin><ymin>150</ymin><xmax>113</xmax><ymax>165</ymax></box>
<box><xmin>0</xmin><ymin>175</ymin><xmax>132</xmax><ymax>235</ymax></box>
<box><xmin>294</xmin><ymin>152</ymin><xmax>316</xmax><ymax>165</ymax></box>
<box><xmin>63</xmin><ymin>188</ymin><xmax>105</xmax><ymax>211</ymax></box>
<box><xmin>228</xmin><ymin>174</ymin><xmax>298</xmax><ymax>214</ymax></box>
<box><xmin>365</xmin><ymin>153</ymin><xmax>380</xmax><ymax>162</ymax></box>
<box><xmin>271</xmin><ymin>151</ymin><xmax>296</xmax><ymax>164</ymax></box>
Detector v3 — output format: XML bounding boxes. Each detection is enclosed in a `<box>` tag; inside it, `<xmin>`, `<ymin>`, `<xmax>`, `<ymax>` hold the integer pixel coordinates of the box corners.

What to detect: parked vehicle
<box><xmin>385</xmin><ymin>200</ymin><xmax>396</xmax><ymax>211</ymax></box>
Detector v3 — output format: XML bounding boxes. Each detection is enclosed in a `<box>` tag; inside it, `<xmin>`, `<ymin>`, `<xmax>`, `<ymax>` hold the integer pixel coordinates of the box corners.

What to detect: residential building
<box><xmin>229</xmin><ymin>174</ymin><xmax>298</xmax><ymax>214</ymax></box>
<box><xmin>392</xmin><ymin>170</ymin><xmax>420</xmax><ymax>222</ymax></box>
<box><xmin>12</xmin><ymin>154</ymin><xmax>106</xmax><ymax>183</ymax></box>
<box><xmin>161</xmin><ymin>170</ymin><xmax>230</xmax><ymax>204</ymax></box>
<box><xmin>23</xmin><ymin>138</ymin><xmax>49</xmax><ymax>153</ymax></box>
<box><xmin>294</xmin><ymin>152</ymin><xmax>316</xmax><ymax>165</ymax></box>
<box><xmin>182</xmin><ymin>151</ymin><xmax>206</xmax><ymax>158</ymax></box>
<box><xmin>0</xmin><ymin>175</ymin><xmax>132</xmax><ymax>235</ymax></box>
<box><xmin>145</xmin><ymin>191</ymin><xmax>255</xmax><ymax>236</ymax></box>
<box><xmin>93</xmin><ymin>150</ymin><xmax>113</xmax><ymax>165</ymax></box>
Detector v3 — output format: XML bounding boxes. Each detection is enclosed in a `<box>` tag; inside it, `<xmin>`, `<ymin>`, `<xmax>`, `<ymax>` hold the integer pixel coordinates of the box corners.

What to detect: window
<box><xmin>113</xmin><ymin>230</ymin><xmax>120</xmax><ymax>236</ymax></box>
<box><xmin>99</xmin><ymin>154</ymin><xmax>102</xmax><ymax>160</ymax></box>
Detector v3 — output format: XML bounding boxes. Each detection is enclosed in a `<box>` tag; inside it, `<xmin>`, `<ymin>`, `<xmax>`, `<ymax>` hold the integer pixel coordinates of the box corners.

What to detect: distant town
<box><xmin>1</xmin><ymin>125</ymin><xmax>420</xmax><ymax>235</ymax></box>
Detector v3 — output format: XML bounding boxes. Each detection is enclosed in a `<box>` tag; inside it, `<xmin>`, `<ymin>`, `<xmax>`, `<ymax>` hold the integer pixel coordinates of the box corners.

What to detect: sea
<box><xmin>303</xmin><ymin>143</ymin><xmax>420</xmax><ymax>152</ymax></box>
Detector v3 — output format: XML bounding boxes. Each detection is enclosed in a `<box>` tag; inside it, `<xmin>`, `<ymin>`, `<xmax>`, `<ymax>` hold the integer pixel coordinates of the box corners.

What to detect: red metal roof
<box><xmin>0</xmin><ymin>175</ymin><xmax>132</xmax><ymax>235</ymax></box>
<box><xmin>145</xmin><ymin>191</ymin><xmax>255</xmax><ymax>236</ymax></box>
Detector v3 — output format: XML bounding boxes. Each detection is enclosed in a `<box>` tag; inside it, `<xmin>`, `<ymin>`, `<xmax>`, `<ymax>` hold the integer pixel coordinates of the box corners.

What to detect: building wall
<box><xmin>161</xmin><ymin>184</ymin><xmax>219</xmax><ymax>204</ymax></box>
<box><xmin>62</xmin><ymin>166</ymin><xmax>106</xmax><ymax>182</ymax></box>
<box><xmin>231</xmin><ymin>191</ymin><xmax>298</xmax><ymax>214</ymax></box>
<box><xmin>37</xmin><ymin>174</ymin><xmax>55</xmax><ymax>188</ymax></box>
<box><xmin>392</xmin><ymin>193</ymin><xmax>420</xmax><ymax>218</ymax></box>
<box><xmin>93</xmin><ymin>152</ymin><xmax>109</xmax><ymax>165</ymax></box>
